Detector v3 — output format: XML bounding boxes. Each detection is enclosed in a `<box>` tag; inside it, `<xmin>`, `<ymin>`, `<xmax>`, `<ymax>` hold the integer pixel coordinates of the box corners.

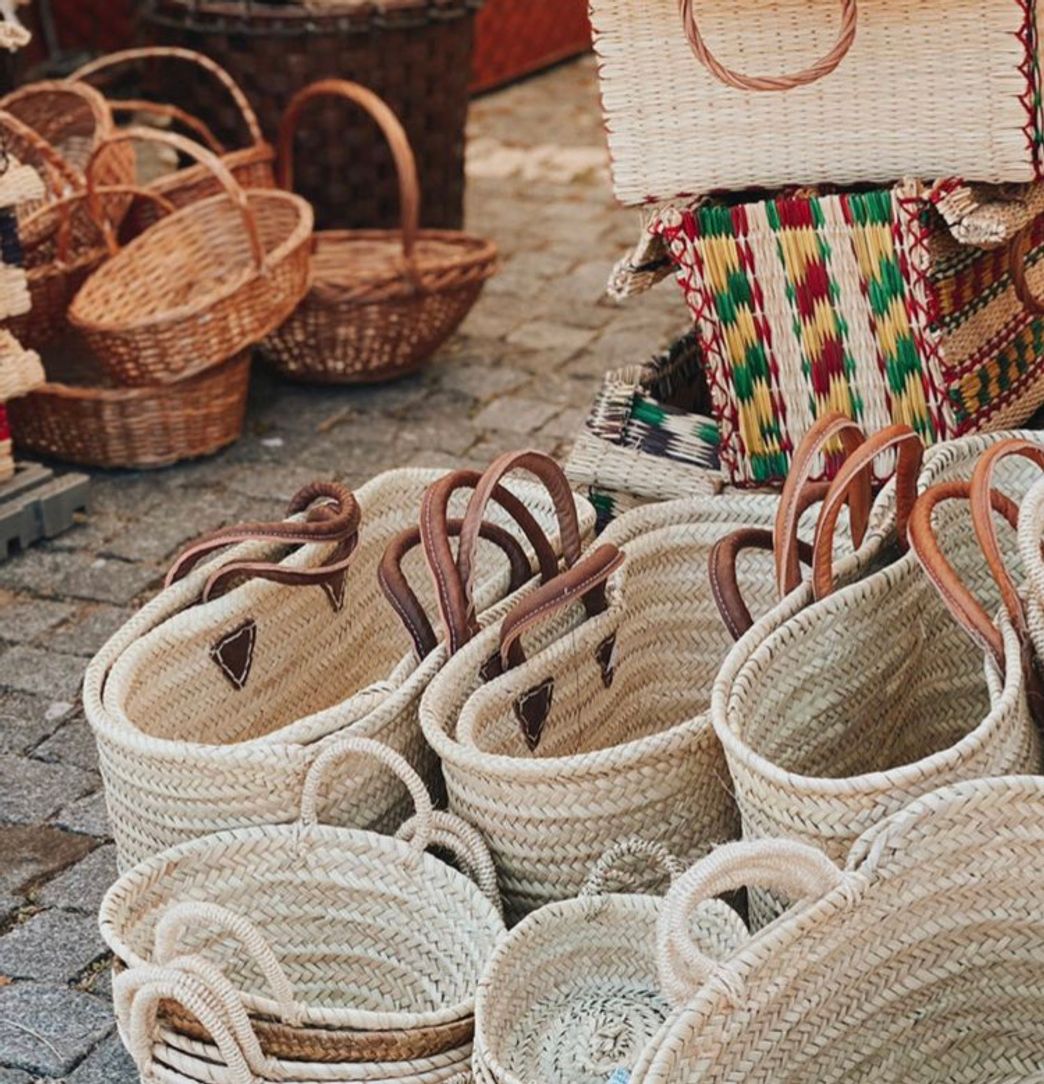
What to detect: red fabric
<box><xmin>0</xmin><ymin>403</ymin><xmax>10</xmax><ymax>442</ymax></box>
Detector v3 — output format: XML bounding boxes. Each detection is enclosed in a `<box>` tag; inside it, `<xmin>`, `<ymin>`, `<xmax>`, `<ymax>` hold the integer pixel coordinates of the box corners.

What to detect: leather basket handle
<box><xmin>1009</xmin><ymin>222</ymin><xmax>1044</xmax><ymax>316</ymax></box>
<box><xmin>680</xmin><ymin>0</ymin><xmax>858</xmax><ymax>93</ymax></box>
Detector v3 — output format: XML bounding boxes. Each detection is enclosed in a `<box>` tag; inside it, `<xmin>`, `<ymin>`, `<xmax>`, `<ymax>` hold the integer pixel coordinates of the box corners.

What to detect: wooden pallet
<box><xmin>0</xmin><ymin>461</ymin><xmax>89</xmax><ymax>561</ymax></box>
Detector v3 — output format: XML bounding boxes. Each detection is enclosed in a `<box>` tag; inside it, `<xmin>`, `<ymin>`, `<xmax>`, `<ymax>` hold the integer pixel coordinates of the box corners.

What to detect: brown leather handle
<box><xmin>70</xmin><ymin>45</ymin><xmax>265</xmax><ymax>146</ymax></box>
<box><xmin>277</xmin><ymin>80</ymin><xmax>418</xmax><ymax>263</ymax></box>
<box><xmin>108</xmin><ymin>100</ymin><xmax>226</xmax><ymax>155</ymax></box>
<box><xmin>907</xmin><ymin>480</ymin><xmax>1021</xmax><ymax>670</ymax></box>
<box><xmin>379</xmin><ymin>518</ymin><xmax>533</xmax><ymax>661</ymax></box>
<box><xmin>1009</xmin><ymin>222</ymin><xmax>1044</xmax><ymax>316</ymax></box>
<box><xmin>499</xmin><ymin>544</ymin><xmax>624</xmax><ymax>671</ymax></box>
<box><xmin>775</xmin><ymin>413</ymin><xmax>869</xmax><ymax>598</ymax></box>
<box><xmin>969</xmin><ymin>439</ymin><xmax>1044</xmax><ymax>639</ymax></box>
<box><xmin>709</xmin><ymin>528</ymin><xmax>816</xmax><ymax>641</ymax></box>
<box><xmin>811</xmin><ymin>424</ymin><xmax>924</xmax><ymax>600</ymax></box>
<box><xmin>680</xmin><ymin>0</ymin><xmax>858</xmax><ymax>92</ymax></box>
<box><xmin>165</xmin><ymin>482</ymin><xmax>361</xmax><ymax>604</ymax></box>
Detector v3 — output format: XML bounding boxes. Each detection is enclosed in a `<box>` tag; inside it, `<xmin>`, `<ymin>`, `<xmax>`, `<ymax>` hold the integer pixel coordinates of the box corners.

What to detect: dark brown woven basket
<box><xmin>140</xmin><ymin>0</ymin><xmax>480</xmax><ymax>231</ymax></box>
<box><xmin>8</xmin><ymin>348</ymin><xmax>251</xmax><ymax>469</ymax></box>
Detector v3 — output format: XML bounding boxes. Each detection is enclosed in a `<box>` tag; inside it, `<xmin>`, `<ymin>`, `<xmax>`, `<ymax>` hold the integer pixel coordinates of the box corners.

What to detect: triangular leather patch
<box><xmin>479</xmin><ymin>651</ymin><xmax>504</xmax><ymax>683</ymax></box>
<box><xmin>595</xmin><ymin>633</ymin><xmax>617</xmax><ymax>689</ymax></box>
<box><xmin>210</xmin><ymin>620</ymin><xmax>257</xmax><ymax>690</ymax></box>
<box><xmin>513</xmin><ymin>677</ymin><xmax>554</xmax><ymax>751</ymax></box>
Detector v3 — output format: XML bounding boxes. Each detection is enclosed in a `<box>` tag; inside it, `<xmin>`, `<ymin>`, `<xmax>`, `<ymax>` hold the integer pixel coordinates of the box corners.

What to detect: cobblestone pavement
<box><xmin>0</xmin><ymin>57</ymin><xmax>687</xmax><ymax>1079</ymax></box>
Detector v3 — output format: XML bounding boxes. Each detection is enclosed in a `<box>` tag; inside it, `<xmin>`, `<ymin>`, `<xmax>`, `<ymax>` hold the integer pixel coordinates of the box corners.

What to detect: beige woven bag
<box><xmin>1021</xmin><ymin>475</ymin><xmax>1044</xmax><ymax>663</ymax></box>
<box><xmin>591</xmin><ymin>0</ymin><xmax>1043</xmax><ymax>205</ymax></box>
<box><xmin>103</xmin><ymin>737</ymin><xmax>502</xmax><ymax>1081</ymax></box>
<box><xmin>86</xmin><ymin>464</ymin><xmax>594</xmax><ymax>870</ymax></box>
<box><xmin>472</xmin><ymin>839</ymin><xmax>747</xmax><ymax>1084</ymax></box>
<box><xmin>633</xmin><ymin>774</ymin><xmax>1044</xmax><ymax>1082</ymax></box>
<box><xmin>712</xmin><ymin>423</ymin><xmax>1043</xmax><ymax>925</ymax></box>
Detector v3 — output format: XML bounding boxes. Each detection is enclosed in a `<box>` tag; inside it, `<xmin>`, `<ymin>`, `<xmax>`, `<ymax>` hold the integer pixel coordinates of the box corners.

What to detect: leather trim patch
<box><xmin>210</xmin><ymin>619</ymin><xmax>257</xmax><ymax>690</ymax></box>
<box><xmin>595</xmin><ymin>633</ymin><xmax>617</xmax><ymax>689</ymax></box>
<box><xmin>514</xmin><ymin>677</ymin><xmax>554</xmax><ymax>751</ymax></box>
<box><xmin>320</xmin><ymin>567</ymin><xmax>348</xmax><ymax>612</ymax></box>
<box><xmin>479</xmin><ymin>651</ymin><xmax>504</xmax><ymax>683</ymax></box>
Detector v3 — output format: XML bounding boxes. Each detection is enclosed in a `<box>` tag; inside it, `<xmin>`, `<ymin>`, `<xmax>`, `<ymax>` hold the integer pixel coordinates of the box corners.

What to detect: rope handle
<box><xmin>278</xmin><ymin>79</ymin><xmax>419</xmax><ymax>262</ymax></box>
<box><xmin>108</xmin><ymin>100</ymin><xmax>226</xmax><ymax>155</ymax></box>
<box><xmin>1009</xmin><ymin>222</ymin><xmax>1044</xmax><ymax>316</ymax></box>
<box><xmin>907</xmin><ymin>480</ymin><xmax>1022</xmax><ymax>670</ymax></box>
<box><xmin>299</xmin><ymin>736</ymin><xmax>434</xmax><ymax>854</ymax></box>
<box><xmin>580</xmin><ymin>838</ymin><xmax>685</xmax><ymax>898</ymax></box>
<box><xmin>775</xmin><ymin>413</ymin><xmax>870</xmax><ymax>598</ymax></box>
<box><xmin>396</xmin><ymin>809</ymin><xmax>503</xmax><ymax>917</ymax></box>
<box><xmin>85</xmin><ymin>127</ymin><xmax>265</xmax><ymax>269</ymax></box>
<box><xmin>69</xmin><ymin>45</ymin><xmax>265</xmax><ymax>146</ymax></box>
<box><xmin>420</xmin><ymin>464</ymin><xmax>565</xmax><ymax>655</ymax></box>
<box><xmin>811</xmin><ymin>425</ymin><xmax>924</xmax><ymax>600</ymax></box>
<box><xmin>498</xmin><ymin>544</ymin><xmax>624</xmax><ymax>671</ymax></box>
<box><xmin>656</xmin><ymin>839</ymin><xmax>846</xmax><ymax>1006</ymax></box>
<box><xmin>0</xmin><ymin>107</ymin><xmax>82</xmax><ymax>197</ymax></box>
<box><xmin>379</xmin><ymin>517</ymin><xmax>533</xmax><ymax>660</ymax></box>
<box><xmin>164</xmin><ymin>481</ymin><xmax>360</xmax><ymax>602</ymax></box>
<box><xmin>680</xmin><ymin>0</ymin><xmax>858</xmax><ymax>93</ymax></box>
<box><xmin>152</xmin><ymin>901</ymin><xmax>302</xmax><ymax>1027</ymax></box>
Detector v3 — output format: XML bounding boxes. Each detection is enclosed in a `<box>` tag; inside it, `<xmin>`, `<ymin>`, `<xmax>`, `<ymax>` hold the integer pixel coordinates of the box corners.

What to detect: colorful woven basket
<box><xmin>651</xmin><ymin>181</ymin><xmax>1044</xmax><ymax>487</ymax></box>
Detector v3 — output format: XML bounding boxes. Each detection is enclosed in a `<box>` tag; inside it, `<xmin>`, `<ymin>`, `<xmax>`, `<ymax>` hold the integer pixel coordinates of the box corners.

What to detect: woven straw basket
<box><xmin>420</xmin><ymin>442</ymin><xmax>865</xmax><ymax>924</ymax></box>
<box><xmin>70</xmin><ymin>45</ymin><xmax>276</xmax><ymax>227</ymax></box>
<box><xmin>262</xmin><ymin>80</ymin><xmax>497</xmax><ymax>383</ymax></box>
<box><xmin>102</xmin><ymin>737</ymin><xmax>503</xmax><ymax>1077</ymax></box>
<box><xmin>68</xmin><ymin>127</ymin><xmax>312</xmax><ymax>386</ymax></box>
<box><xmin>651</xmin><ymin>181</ymin><xmax>1044</xmax><ymax>487</ymax></box>
<box><xmin>633</xmin><ymin>775</ymin><xmax>1044</xmax><ymax>1082</ymax></box>
<box><xmin>86</xmin><ymin>462</ymin><xmax>594</xmax><ymax>870</ymax></box>
<box><xmin>1021</xmin><ymin>475</ymin><xmax>1044</xmax><ymax>663</ymax></box>
<box><xmin>473</xmin><ymin>840</ymin><xmax>747</xmax><ymax>1084</ymax></box>
<box><xmin>592</xmin><ymin>0</ymin><xmax>1043</xmax><ymax>205</ymax></box>
<box><xmin>712</xmin><ymin>423</ymin><xmax>1043</xmax><ymax>926</ymax></box>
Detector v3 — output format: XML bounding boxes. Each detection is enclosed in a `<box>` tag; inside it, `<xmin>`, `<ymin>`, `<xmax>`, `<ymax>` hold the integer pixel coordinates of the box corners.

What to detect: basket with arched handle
<box><xmin>261</xmin><ymin>80</ymin><xmax>497</xmax><ymax>384</ymax></box>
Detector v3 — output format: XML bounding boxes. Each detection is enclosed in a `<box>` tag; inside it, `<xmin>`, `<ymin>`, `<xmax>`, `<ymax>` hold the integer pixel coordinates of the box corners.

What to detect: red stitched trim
<box><xmin>1014</xmin><ymin>0</ymin><xmax>1043</xmax><ymax>179</ymax></box>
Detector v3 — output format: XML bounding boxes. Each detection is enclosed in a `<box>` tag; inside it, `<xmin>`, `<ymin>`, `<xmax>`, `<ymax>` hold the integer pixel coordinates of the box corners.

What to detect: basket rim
<box><xmin>67</xmin><ymin>188</ymin><xmax>312</xmax><ymax>334</ymax></box>
<box><xmin>148</xmin><ymin>140</ymin><xmax>276</xmax><ymax>192</ymax></box>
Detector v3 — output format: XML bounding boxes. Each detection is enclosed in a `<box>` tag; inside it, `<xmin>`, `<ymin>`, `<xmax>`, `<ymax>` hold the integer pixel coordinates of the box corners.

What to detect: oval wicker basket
<box><xmin>261</xmin><ymin>80</ymin><xmax>497</xmax><ymax>384</ymax></box>
<box><xmin>70</xmin><ymin>45</ymin><xmax>276</xmax><ymax>228</ymax></box>
<box><xmin>7</xmin><ymin>347</ymin><xmax>251</xmax><ymax>470</ymax></box>
<box><xmin>68</xmin><ymin>126</ymin><xmax>312</xmax><ymax>386</ymax></box>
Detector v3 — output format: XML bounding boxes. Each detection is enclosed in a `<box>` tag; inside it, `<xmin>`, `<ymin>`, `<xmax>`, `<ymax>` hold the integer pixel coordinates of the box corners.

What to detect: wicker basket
<box><xmin>635</xmin><ymin>776</ymin><xmax>1044</xmax><ymax>1082</ymax></box>
<box><xmin>712</xmin><ymin>427</ymin><xmax>1043</xmax><ymax>926</ymax></box>
<box><xmin>67</xmin><ymin>126</ymin><xmax>312</xmax><ymax>386</ymax></box>
<box><xmin>262</xmin><ymin>79</ymin><xmax>496</xmax><ymax>384</ymax></box>
<box><xmin>85</xmin><ymin>463</ymin><xmax>595</xmax><ymax>869</ymax></box>
<box><xmin>651</xmin><ymin>181</ymin><xmax>1044</xmax><ymax>488</ymax></box>
<box><xmin>1021</xmin><ymin>475</ymin><xmax>1044</xmax><ymax>665</ymax></box>
<box><xmin>141</xmin><ymin>0</ymin><xmax>479</xmax><ymax>231</ymax></box>
<box><xmin>592</xmin><ymin>0</ymin><xmax>1044</xmax><ymax>206</ymax></box>
<box><xmin>7</xmin><ymin>348</ymin><xmax>250</xmax><ymax>470</ymax></box>
<box><xmin>70</xmin><ymin>46</ymin><xmax>277</xmax><ymax>229</ymax></box>
<box><xmin>0</xmin><ymin>330</ymin><xmax>42</xmax><ymax>401</ymax></box>
<box><xmin>102</xmin><ymin>737</ymin><xmax>503</xmax><ymax>1077</ymax></box>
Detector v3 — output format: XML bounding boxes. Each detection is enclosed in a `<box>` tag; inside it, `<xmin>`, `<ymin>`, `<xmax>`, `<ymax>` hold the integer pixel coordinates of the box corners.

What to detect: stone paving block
<box><xmin>504</xmin><ymin>320</ymin><xmax>597</xmax><ymax>358</ymax></box>
<box><xmin>46</xmin><ymin>605</ymin><xmax>132</xmax><ymax>659</ymax></box>
<box><xmin>52</xmin><ymin>790</ymin><xmax>112</xmax><ymax>841</ymax></box>
<box><xmin>0</xmin><ymin>645</ymin><xmax>84</xmax><ymax>701</ymax></box>
<box><xmin>67</xmin><ymin>1032</ymin><xmax>137</xmax><ymax>1084</ymax></box>
<box><xmin>53</xmin><ymin>555</ymin><xmax>159</xmax><ymax>607</ymax></box>
<box><xmin>472</xmin><ymin>397</ymin><xmax>562</xmax><ymax>435</ymax></box>
<box><xmin>0</xmin><ymin>825</ymin><xmax>95</xmax><ymax>897</ymax></box>
<box><xmin>0</xmin><ymin>908</ymin><xmax>108</xmax><ymax>983</ymax></box>
<box><xmin>33</xmin><ymin>714</ymin><xmax>99</xmax><ymax>774</ymax></box>
<box><xmin>0</xmin><ymin>1066</ymin><xmax>32</xmax><ymax>1084</ymax></box>
<box><xmin>437</xmin><ymin>360</ymin><xmax>530</xmax><ymax>402</ymax></box>
<box><xmin>0</xmin><ymin>592</ymin><xmax>76</xmax><ymax>645</ymax></box>
<box><xmin>0</xmin><ymin>690</ymin><xmax>73</xmax><ymax>756</ymax></box>
<box><xmin>0</xmin><ymin>983</ymin><xmax>113</xmax><ymax>1075</ymax></box>
<box><xmin>36</xmin><ymin>845</ymin><xmax>116</xmax><ymax>915</ymax></box>
<box><xmin>0</xmin><ymin>755</ymin><xmax>97</xmax><ymax>825</ymax></box>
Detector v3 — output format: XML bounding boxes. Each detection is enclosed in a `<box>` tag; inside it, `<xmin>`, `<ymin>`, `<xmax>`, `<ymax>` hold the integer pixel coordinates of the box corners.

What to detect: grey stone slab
<box><xmin>0</xmin><ymin>756</ymin><xmax>97</xmax><ymax>825</ymax></box>
<box><xmin>472</xmin><ymin>397</ymin><xmax>562</xmax><ymax>435</ymax></box>
<box><xmin>55</xmin><ymin>556</ymin><xmax>159</xmax><ymax>607</ymax></box>
<box><xmin>0</xmin><ymin>909</ymin><xmax>108</xmax><ymax>983</ymax></box>
<box><xmin>0</xmin><ymin>592</ymin><xmax>76</xmax><ymax>645</ymax></box>
<box><xmin>0</xmin><ymin>690</ymin><xmax>74</xmax><ymax>756</ymax></box>
<box><xmin>31</xmin><ymin>714</ymin><xmax>98</xmax><ymax>774</ymax></box>
<box><xmin>67</xmin><ymin>1033</ymin><xmax>137</xmax><ymax>1084</ymax></box>
<box><xmin>36</xmin><ymin>845</ymin><xmax>117</xmax><ymax>915</ymax></box>
<box><xmin>46</xmin><ymin>605</ymin><xmax>132</xmax><ymax>659</ymax></box>
<box><xmin>0</xmin><ymin>825</ymin><xmax>95</xmax><ymax>896</ymax></box>
<box><xmin>0</xmin><ymin>645</ymin><xmax>85</xmax><ymax>701</ymax></box>
<box><xmin>52</xmin><ymin>791</ymin><xmax>112</xmax><ymax>841</ymax></box>
<box><xmin>504</xmin><ymin>320</ymin><xmax>597</xmax><ymax>358</ymax></box>
<box><xmin>0</xmin><ymin>983</ymin><xmax>113</xmax><ymax>1075</ymax></box>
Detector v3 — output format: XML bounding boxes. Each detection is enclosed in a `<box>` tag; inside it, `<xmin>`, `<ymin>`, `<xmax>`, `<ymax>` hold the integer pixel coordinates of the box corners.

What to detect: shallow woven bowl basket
<box><xmin>69</xmin><ymin>45</ymin><xmax>276</xmax><ymax>229</ymax></box>
<box><xmin>8</xmin><ymin>348</ymin><xmax>250</xmax><ymax>470</ymax></box>
<box><xmin>68</xmin><ymin>126</ymin><xmax>312</xmax><ymax>386</ymax></box>
<box><xmin>102</xmin><ymin>737</ymin><xmax>504</xmax><ymax>1071</ymax></box>
<box><xmin>261</xmin><ymin>80</ymin><xmax>496</xmax><ymax>384</ymax></box>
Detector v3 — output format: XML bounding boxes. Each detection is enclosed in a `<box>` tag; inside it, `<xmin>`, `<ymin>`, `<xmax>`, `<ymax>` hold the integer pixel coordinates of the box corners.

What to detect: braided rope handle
<box><xmin>1008</xmin><ymin>222</ymin><xmax>1044</xmax><ymax>315</ymax></box>
<box><xmin>680</xmin><ymin>0</ymin><xmax>858</xmax><ymax>93</ymax></box>
<box><xmin>299</xmin><ymin>736</ymin><xmax>434</xmax><ymax>854</ymax></box>
<box><xmin>656</xmin><ymin>840</ymin><xmax>846</xmax><ymax>1006</ymax></box>
<box><xmin>581</xmin><ymin>838</ymin><xmax>685</xmax><ymax>898</ymax></box>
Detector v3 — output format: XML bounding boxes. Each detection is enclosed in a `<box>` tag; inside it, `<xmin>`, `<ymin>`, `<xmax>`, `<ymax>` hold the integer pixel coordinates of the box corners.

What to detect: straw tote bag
<box><xmin>473</xmin><ymin>839</ymin><xmax>747</xmax><ymax>1084</ymax></box>
<box><xmin>711</xmin><ymin>422</ymin><xmax>1043</xmax><ymax>925</ymax></box>
<box><xmin>103</xmin><ymin>737</ymin><xmax>503</xmax><ymax>1080</ymax></box>
<box><xmin>632</xmin><ymin>775</ymin><xmax>1044</xmax><ymax>1083</ymax></box>
<box><xmin>648</xmin><ymin>180</ymin><xmax>1044</xmax><ymax>487</ymax></box>
<box><xmin>86</xmin><ymin>463</ymin><xmax>595</xmax><ymax>870</ymax></box>
<box><xmin>1020</xmin><ymin>475</ymin><xmax>1044</xmax><ymax>665</ymax></box>
<box><xmin>591</xmin><ymin>0</ymin><xmax>1043</xmax><ymax>205</ymax></box>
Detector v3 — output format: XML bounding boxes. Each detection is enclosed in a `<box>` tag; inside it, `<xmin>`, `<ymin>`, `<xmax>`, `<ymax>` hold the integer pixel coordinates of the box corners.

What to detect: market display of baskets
<box><xmin>262</xmin><ymin>80</ymin><xmax>496</xmax><ymax>383</ymax></box>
